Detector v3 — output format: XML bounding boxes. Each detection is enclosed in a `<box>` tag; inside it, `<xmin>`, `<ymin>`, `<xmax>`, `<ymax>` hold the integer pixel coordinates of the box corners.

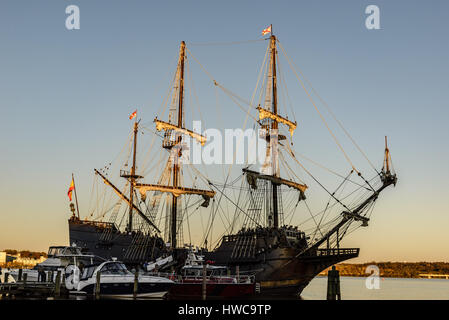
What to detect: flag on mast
<box><xmin>67</xmin><ymin>178</ymin><xmax>75</xmax><ymax>201</ymax></box>
<box><xmin>262</xmin><ymin>25</ymin><xmax>272</xmax><ymax>36</ymax></box>
<box><xmin>129</xmin><ymin>110</ymin><xmax>137</xmax><ymax>120</ymax></box>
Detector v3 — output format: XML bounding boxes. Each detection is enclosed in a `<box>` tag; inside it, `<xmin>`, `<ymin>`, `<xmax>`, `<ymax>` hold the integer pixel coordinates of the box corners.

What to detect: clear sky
<box><xmin>0</xmin><ymin>0</ymin><xmax>448</xmax><ymax>263</ymax></box>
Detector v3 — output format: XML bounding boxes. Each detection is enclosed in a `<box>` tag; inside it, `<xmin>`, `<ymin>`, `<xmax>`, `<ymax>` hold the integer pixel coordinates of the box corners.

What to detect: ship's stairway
<box><xmin>123</xmin><ymin>231</ymin><xmax>154</xmax><ymax>263</ymax></box>
<box><xmin>230</xmin><ymin>234</ymin><xmax>257</xmax><ymax>260</ymax></box>
<box><xmin>99</xmin><ymin>201</ymin><xmax>121</xmax><ymax>243</ymax></box>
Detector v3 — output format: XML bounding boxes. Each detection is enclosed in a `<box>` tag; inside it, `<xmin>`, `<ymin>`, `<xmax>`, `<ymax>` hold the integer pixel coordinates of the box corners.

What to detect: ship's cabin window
<box><xmin>100</xmin><ymin>262</ymin><xmax>130</xmax><ymax>275</ymax></box>
<box><xmin>182</xmin><ymin>266</ymin><xmax>227</xmax><ymax>277</ymax></box>
<box><xmin>48</xmin><ymin>247</ymin><xmax>64</xmax><ymax>257</ymax></box>
<box><xmin>183</xmin><ymin>268</ymin><xmax>200</xmax><ymax>277</ymax></box>
<box><xmin>211</xmin><ymin>267</ymin><xmax>227</xmax><ymax>276</ymax></box>
<box><xmin>285</xmin><ymin>229</ymin><xmax>305</xmax><ymax>240</ymax></box>
<box><xmin>62</xmin><ymin>247</ymin><xmax>82</xmax><ymax>255</ymax></box>
<box><xmin>81</xmin><ymin>265</ymin><xmax>97</xmax><ymax>280</ymax></box>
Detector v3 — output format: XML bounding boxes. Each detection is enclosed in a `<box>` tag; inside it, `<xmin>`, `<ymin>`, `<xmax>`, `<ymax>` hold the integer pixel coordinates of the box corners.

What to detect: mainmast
<box><xmin>254</xmin><ymin>33</ymin><xmax>304</xmax><ymax>229</ymax></box>
<box><xmin>270</xmin><ymin>35</ymin><xmax>280</xmax><ymax>228</ymax></box>
<box><xmin>127</xmin><ymin>120</ymin><xmax>138</xmax><ymax>232</ymax></box>
<box><xmin>135</xmin><ymin>41</ymin><xmax>214</xmax><ymax>250</ymax></box>
<box><xmin>171</xmin><ymin>41</ymin><xmax>186</xmax><ymax>248</ymax></box>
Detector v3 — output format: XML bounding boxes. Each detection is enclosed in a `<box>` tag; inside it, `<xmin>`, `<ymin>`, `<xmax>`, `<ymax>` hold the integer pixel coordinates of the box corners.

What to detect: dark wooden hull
<box><xmin>206</xmin><ymin>244</ymin><xmax>359</xmax><ymax>298</ymax></box>
<box><xmin>68</xmin><ymin>219</ymin><xmax>165</xmax><ymax>263</ymax></box>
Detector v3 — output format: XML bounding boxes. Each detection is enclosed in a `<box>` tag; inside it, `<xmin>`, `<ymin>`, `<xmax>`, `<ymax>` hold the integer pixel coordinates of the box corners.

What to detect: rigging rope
<box><xmin>278</xmin><ymin>41</ymin><xmax>379</xmax><ymax>175</ymax></box>
<box><xmin>188</xmin><ymin>38</ymin><xmax>267</xmax><ymax>46</ymax></box>
<box><xmin>280</xmin><ymin>143</ymin><xmax>352</xmax><ymax>212</ymax></box>
<box><xmin>277</xmin><ymin>40</ymin><xmax>360</xmax><ymax>174</ymax></box>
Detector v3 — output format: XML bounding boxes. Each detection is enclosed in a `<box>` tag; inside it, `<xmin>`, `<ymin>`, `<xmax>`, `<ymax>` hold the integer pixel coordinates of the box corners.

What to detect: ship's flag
<box><xmin>129</xmin><ymin>110</ymin><xmax>137</xmax><ymax>120</ymax></box>
<box><xmin>67</xmin><ymin>179</ymin><xmax>75</xmax><ymax>201</ymax></box>
<box><xmin>262</xmin><ymin>25</ymin><xmax>272</xmax><ymax>36</ymax></box>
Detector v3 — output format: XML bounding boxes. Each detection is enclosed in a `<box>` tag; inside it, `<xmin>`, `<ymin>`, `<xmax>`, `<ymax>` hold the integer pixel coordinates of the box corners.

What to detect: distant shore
<box><xmin>320</xmin><ymin>262</ymin><xmax>449</xmax><ymax>278</ymax></box>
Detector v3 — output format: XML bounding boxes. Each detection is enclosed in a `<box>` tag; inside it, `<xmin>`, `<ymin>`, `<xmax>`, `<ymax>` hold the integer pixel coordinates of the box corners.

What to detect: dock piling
<box><xmin>40</xmin><ymin>271</ymin><xmax>46</xmax><ymax>283</ymax></box>
<box><xmin>133</xmin><ymin>269</ymin><xmax>139</xmax><ymax>300</ymax></box>
<box><xmin>18</xmin><ymin>269</ymin><xmax>23</xmax><ymax>282</ymax></box>
<box><xmin>202</xmin><ymin>263</ymin><xmax>207</xmax><ymax>301</ymax></box>
<box><xmin>236</xmin><ymin>265</ymin><xmax>240</xmax><ymax>283</ymax></box>
<box><xmin>55</xmin><ymin>270</ymin><xmax>61</xmax><ymax>298</ymax></box>
<box><xmin>23</xmin><ymin>273</ymin><xmax>27</xmax><ymax>284</ymax></box>
<box><xmin>327</xmin><ymin>265</ymin><xmax>341</xmax><ymax>300</ymax></box>
<box><xmin>95</xmin><ymin>271</ymin><xmax>101</xmax><ymax>300</ymax></box>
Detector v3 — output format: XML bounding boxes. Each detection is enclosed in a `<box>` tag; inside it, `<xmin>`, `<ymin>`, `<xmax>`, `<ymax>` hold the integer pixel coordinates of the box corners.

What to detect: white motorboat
<box><xmin>69</xmin><ymin>260</ymin><xmax>174</xmax><ymax>299</ymax></box>
<box><xmin>6</xmin><ymin>245</ymin><xmax>105</xmax><ymax>283</ymax></box>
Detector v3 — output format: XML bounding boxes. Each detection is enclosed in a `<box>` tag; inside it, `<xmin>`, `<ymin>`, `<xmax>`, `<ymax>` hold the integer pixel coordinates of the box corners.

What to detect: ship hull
<box><xmin>69</xmin><ymin>220</ymin><xmax>132</xmax><ymax>260</ymax></box>
<box><xmin>206</xmin><ymin>242</ymin><xmax>359</xmax><ymax>298</ymax></box>
<box><xmin>68</xmin><ymin>218</ymin><xmax>165</xmax><ymax>262</ymax></box>
<box><xmin>256</xmin><ymin>252</ymin><xmax>358</xmax><ymax>297</ymax></box>
<box><xmin>70</xmin><ymin>219</ymin><xmax>359</xmax><ymax>297</ymax></box>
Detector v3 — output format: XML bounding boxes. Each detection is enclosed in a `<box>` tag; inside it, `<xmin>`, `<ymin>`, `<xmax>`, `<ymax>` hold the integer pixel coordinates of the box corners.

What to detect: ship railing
<box><xmin>145</xmin><ymin>272</ymin><xmax>255</xmax><ymax>284</ymax></box>
<box><xmin>145</xmin><ymin>271</ymin><xmax>178</xmax><ymax>279</ymax></box>
<box><xmin>315</xmin><ymin>248</ymin><xmax>360</xmax><ymax>257</ymax></box>
<box><xmin>179</xmin><ymin>275</ymin><xmax>255</xmax><ymax>284</ymax></box>
<box><xmin>71</xmin><ymin>219</ymin><xmax>116</xmax><ymax>229</ymax></box>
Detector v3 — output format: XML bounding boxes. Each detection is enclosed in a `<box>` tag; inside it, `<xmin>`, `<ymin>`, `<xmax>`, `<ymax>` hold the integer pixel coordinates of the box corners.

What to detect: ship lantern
<box><xmin>69</xmin><ymin>203</ymin><xmax>76</xmax><ymax>215</ymax></box>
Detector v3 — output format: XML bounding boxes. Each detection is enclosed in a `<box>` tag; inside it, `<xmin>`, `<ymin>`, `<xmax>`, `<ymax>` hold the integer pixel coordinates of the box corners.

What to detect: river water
<box><xmin>301</xmin><ymin>276</ymin><xmax>449</xmax><ymax>300</ymax></box>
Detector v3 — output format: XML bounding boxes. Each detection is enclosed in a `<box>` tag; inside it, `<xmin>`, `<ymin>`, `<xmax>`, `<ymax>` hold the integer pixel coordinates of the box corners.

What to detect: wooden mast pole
<box><xmin>128</xmin><ymin>118</ymin><xmax>138</xmax><ymax>232</ymax></box>
<box><xmin>385</xmin><ymin>136</ymin><xmax>390</xmax><ymax>174</ymax></box>
<box><xmin>270</xmin><ymin>34</ymin><xmax>280</xmax><ymax>228</ymax></box>
<box><xmin>72</xmin><ymin>173</ymin><xmax>80</xmax><ymax>219</ymax></box>
<box><xmin>171</xmin><ymin>41</ymin><xmax>185</xmax><ymax>249</ymax></box>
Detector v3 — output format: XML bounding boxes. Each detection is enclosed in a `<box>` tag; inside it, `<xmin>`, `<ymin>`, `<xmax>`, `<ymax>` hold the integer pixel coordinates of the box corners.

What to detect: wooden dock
<box><xmin>0</xmin><ymin>270</ymin><xmax>67</xmax><ymax>299</ymax></box>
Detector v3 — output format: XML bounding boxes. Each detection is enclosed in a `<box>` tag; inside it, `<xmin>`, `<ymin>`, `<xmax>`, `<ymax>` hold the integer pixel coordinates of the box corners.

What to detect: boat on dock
<box><xmin>70</xmin><ymin>260</ymin><xmax>174</xmax><ymax>299</ymax></box>
<box><xmin>166</xmin><ymin>250</ymin><xmax>256</xmax><ymax>300</ymax></box>
<box><xmin>167</xmin><ymin>264</ymin><xmax>256</xmax><ymax>300</ymax></box>
<box><xmin>6</xmin><ymin>245</ymin><xmax>105</xmax><ymax>283</ymax></box>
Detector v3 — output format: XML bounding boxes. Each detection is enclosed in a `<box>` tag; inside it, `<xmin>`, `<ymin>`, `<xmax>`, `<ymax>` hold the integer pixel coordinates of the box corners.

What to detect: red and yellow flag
<box><xmin>262</xmin><ymin>25</ymin><xmax>272</xmax><ymax>36</ymax></box>
<box><xmin>67</xmin><ymin>179</ymin><xmax>75</xmax><ymax>201</ymax></box>
<box><xmin>129</xmin><ymin>110</ymin><xmax>137</xmax><ymax>120</ymax></box>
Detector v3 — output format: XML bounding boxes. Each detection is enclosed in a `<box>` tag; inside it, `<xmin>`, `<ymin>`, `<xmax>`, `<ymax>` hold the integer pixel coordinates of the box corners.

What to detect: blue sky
<box><xmin>0</xmin><ymin>0</ymin><xmax>448</xmax><ymax>262</ymax></box>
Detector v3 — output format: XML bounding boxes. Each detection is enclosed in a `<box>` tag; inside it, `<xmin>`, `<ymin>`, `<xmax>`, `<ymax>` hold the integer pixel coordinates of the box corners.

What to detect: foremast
<box><xmin>93</xmin><ymin>115</ymin><xmax>155</xmax><ymax>233</ymax></box>
<box><xmin>127</xmin><ymin>120</ymin><xmax>139</xmax><ymax>232</ymax></box>
<box><xmin>171</xmin><ymin>40</ymin><xmax>185</xmax><ymax>249</ymax></box>
<box><xmin>94</xmin><ymin>168</ymin><xmax>160</xmax><ymax>233</ymax></box>
<box><xmin>136</xmin><ymin>41</ymin><xmax>215</xmax><ymax>249</ymax></box>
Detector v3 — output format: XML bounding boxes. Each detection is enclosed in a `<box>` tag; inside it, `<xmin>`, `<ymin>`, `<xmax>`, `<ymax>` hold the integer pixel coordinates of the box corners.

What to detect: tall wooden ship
<box><xmin>68</xmin><ymin>31</ymin><xmax>397</xmax><ymax>297</ymax></box>
<box><xmin>202</xmin><ymin>34</ymin><xmax>397</xmax><ymax>297</ymax></box>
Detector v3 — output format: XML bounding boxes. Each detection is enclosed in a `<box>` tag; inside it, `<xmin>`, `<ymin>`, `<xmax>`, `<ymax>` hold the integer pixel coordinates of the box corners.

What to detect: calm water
<box><xmin>301</xmin><ymin>276</ymin><xmax>449</xmax><ymax>300</ymax></box>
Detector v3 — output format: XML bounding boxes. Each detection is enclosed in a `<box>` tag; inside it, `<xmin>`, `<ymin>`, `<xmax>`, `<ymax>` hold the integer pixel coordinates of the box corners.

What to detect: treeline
<box><xmin>3</xmin><ymin>249</ymin><xmax>47</xmax><ymax>259</ymax></box>
<box><xmin>329</xmin><ymin>262</ymin><xmax>449</xmax><ymax>278</ymax></box>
